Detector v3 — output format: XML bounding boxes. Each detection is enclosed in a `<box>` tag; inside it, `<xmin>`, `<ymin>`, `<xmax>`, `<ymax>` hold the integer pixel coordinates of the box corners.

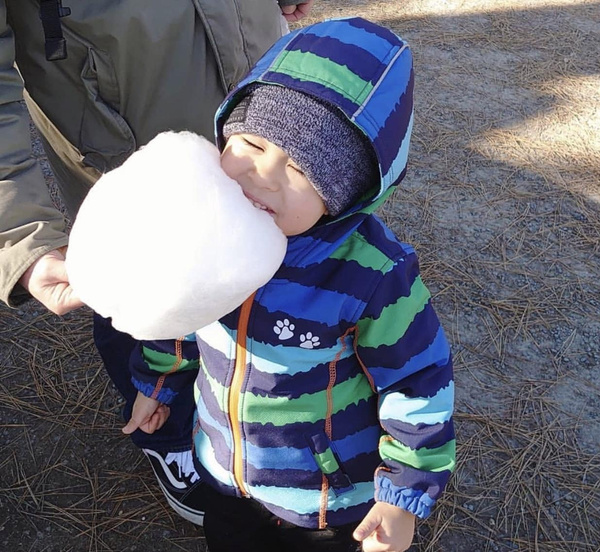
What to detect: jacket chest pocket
<box><xmin>79</xmin><ymin>47</ymin><xmax>136</xmax><ymax>172</ymax></box>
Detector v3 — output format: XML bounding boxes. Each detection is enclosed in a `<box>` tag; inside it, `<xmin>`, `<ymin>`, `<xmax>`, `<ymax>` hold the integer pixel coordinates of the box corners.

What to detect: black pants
<box><xmin>203</xmin><ymin>485</ymin><xmax>361</xmax><ymax>552</ymax></box>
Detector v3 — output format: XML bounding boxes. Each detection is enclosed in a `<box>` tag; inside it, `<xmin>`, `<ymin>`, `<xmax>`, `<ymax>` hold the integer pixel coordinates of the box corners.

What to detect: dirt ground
<box><xmin>1</xmin><ymin>1</ymin><xmax>599</xmax><ymax>551</ymax></box>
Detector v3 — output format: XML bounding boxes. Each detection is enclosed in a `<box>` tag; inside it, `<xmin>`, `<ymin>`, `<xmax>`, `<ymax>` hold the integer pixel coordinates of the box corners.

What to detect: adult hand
<box><xmin>18</xmin><ymin>247</ymin><xmax>84</xmax><ymax>315</ymax></box>
<box><xmin>353</xmin><ymin>502</ymin><xmax>416</xmax><ymax>551</ymax></box>
<box><xmin>280</xmin><ymin>0</ymin><xmax>315</xmax><ymax>22</ymax></box>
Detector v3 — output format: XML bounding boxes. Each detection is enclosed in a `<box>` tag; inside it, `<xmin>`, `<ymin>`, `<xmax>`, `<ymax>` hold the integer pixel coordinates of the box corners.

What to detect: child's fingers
<box><xmin>354</xmin><ymin>512</ymin><xmax>397</xmax><ymax>551</ymax></box>
<box><xmin>139</xmin><ymin>405</ymin><xmax>171</xmax><ymax>434</ymax></box>
<box><xmin>152</xmin><ymin>406</ymin><xmax>170</xmax><ymax>432</ymax></box>
<box><xmin>361</xmin><ymin>535</ymin><xmax>390</xmax><ymax>552</ymax></box>
<box><xmin>122</xmin><ymin>416</ymin><xmax>143</xmax><ymax>435</ymax></box>
<box><xmin>353</xmin><ymin>509</ymin><xmax>380</xmax><ymax>542</ymax></box>
<box><xmin>121</xmin><ymin>394</ymin><xmax>170</xmax><ymax>435</ymax></box>
<box><xmin>122</xmin><ymin>408</ymin><xmax>157</xmax><ymax>434</ymax></box>
<box><xmin>139</xmin><ymin>414</ymin><xmax>161</xmax><ymax>434</ymax></box>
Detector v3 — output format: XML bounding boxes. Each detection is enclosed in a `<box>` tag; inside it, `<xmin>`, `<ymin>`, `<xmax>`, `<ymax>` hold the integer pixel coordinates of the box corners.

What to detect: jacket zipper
<box><xmin>229</xmin><ymin>292</ymin><xmax>256</xmax><ymax>496</ymax></box>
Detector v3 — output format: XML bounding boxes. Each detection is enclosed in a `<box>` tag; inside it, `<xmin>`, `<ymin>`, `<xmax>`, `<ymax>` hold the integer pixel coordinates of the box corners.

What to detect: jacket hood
<box><xmin>215</xmin><ymin>17</ymin><xmax>414</xmax><ymax>217</ymax></box>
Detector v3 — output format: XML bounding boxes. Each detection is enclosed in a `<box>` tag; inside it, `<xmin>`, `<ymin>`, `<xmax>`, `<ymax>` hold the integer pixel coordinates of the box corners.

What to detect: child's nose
<box><xmin>253</xmin><ymin>157</ymin><xmax>282</xmax><ymax>191</ymax></box>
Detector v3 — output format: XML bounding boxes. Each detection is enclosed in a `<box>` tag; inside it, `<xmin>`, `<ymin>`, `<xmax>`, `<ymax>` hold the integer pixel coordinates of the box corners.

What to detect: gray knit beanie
<box><xmin>222</xmin><ymin>85</ymin><xmax>378</xmax><ymax>216</ymax></box>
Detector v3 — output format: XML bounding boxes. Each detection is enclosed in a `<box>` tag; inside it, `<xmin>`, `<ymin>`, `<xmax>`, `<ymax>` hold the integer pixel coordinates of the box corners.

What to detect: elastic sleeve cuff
<box><xmin>131</xmin><ymin>377</ymin><xmax>178</xmax><ymax>405</ymax></box>
<box><xmin>376</xmin><ymin>479</ymin><xmax>436</xmax><ymax>519</ymax></box>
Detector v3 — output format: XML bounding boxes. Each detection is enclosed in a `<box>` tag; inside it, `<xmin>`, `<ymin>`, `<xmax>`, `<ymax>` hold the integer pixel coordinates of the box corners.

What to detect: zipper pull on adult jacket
<box><xmin>39</xmin><ymin>0</ymin><xmax>71</xmax><ymax>61</ymax></box>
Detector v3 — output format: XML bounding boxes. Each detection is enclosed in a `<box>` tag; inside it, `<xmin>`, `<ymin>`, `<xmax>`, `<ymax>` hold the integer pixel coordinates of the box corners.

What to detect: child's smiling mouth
<box><xmin>244</xmin><ymin>192</ymin><xmax>274</xmax><ymax>215</ymax></box>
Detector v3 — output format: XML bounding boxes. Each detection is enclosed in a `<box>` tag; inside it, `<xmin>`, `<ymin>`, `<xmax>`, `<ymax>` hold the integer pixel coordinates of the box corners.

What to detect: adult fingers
<box><xmin>20</xmin><ymin>250</ymin><xmax>84</xmax><ymax>314</ymax></box>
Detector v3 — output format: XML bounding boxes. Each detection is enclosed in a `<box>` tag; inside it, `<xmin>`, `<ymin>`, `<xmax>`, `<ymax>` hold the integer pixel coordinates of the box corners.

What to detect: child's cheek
<box><xmin>219</xmin><ymin>149</ymin><xmax>238</xmax><ymax>181</ymax></box>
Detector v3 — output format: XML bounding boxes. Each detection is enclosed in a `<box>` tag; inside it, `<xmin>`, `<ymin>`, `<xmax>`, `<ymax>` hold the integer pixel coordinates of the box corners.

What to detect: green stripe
<box><xmin>272</xmin><ymin>50</ymin><xmax>373</xmax><ymax>105</ymax></box>
<box><xmin>243</xmin><ymin>373</ymin><xmax>373</xmax><ymax>425</ymax></box>
<box><xmin>314</xmin><ymin>449</ymin><xmax>339</xmax><ymax>475</ymax></box>
<box><xmin>357</xmin><ymin>276</ymin><xmax>430</xmax><ymax>347</ymax></box>
<box><xmin>142</xmin><ymin>347</ymin><xmax>199</xmax><ymax>373</ymax></box>
<box><xmin>330</xmin><ymin>236</ymin><xmax>392</xmax><ymax>272</ymax></box>
<box><xmin>380</xmin><ymin>436</ymin><xmax>456</xmax><ymax>472</ymax></box>
<box><xmin>201</xmin><ymin>362</ymin><xmax>230</xmax><ymax>414</ymax></box>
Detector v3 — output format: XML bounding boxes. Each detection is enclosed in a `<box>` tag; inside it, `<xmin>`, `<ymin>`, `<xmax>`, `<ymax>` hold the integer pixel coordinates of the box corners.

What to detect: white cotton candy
<box><xmin>66</xmin><ymin>131</ymin><xmax>287</xmax><ymax>340</ymax></box>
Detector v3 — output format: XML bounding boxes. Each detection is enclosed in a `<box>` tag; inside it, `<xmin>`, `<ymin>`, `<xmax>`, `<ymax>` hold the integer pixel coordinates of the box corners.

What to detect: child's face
<box><xmin>221</xmin><ymin>134</ymin><xmax>328</xmax><ymax>236</ymax></box>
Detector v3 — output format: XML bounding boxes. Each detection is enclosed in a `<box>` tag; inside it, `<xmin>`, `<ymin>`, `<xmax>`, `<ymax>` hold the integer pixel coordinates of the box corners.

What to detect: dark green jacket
<box><xmin>0</xmin><ymin>0</ymin><xmax>291</xmax><ymax>305</ymax></box>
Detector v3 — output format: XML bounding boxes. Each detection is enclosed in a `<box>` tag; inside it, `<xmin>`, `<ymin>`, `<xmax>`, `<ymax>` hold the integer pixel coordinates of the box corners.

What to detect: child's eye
<box><xmin>243</xmin><ymin>138</ymin><xmax>263</xmax><ymax>151</ymax></box>
<box><xmin>289</xmin><ymin>164</ymin><xmax>305</xmax><ymax>176</ymax></box>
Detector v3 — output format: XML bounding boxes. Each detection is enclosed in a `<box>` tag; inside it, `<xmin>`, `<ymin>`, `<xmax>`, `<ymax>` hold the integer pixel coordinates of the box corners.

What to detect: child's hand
<box><xmin>353</xmin><ymin>502</ymin><xmax>416</xmax><ymax>551</ymax></box>
<box><xmin>122</xmin><ymin>391</ymin><xmax>170</xmax><ymax>435</ymax></box>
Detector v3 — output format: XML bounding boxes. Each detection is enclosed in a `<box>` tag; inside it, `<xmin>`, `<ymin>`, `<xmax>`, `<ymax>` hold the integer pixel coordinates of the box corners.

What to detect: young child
<box><xmin>127</xmin><ymin>17</ymin><xmax>455</xmax><ymax>552</ymax></box>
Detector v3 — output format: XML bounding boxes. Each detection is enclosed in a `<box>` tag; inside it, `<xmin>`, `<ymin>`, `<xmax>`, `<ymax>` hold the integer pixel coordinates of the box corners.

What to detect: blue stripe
<box><xmin>283</xmin><ymin>216</ymin><xmax>368</xmax><ymax>266</ymax></box>
<box><xmin>237</xmin><ymin>29</ymin><xmax>301</xmax><ymax>89</ymax></box>
<box><xmin>243</xmin><ymin>360</ymin><xmax>335</xmax><ymax>399</ymax></box>
<box><xmin>132</xmin><ymin>379</ymin><xmax>177</xmax><ymax>404</ymax></box>
<box><xmin>246</xmin><ymin>340</ymin><xmax>342</xmax><ymax>376</ymax></box>
<box><xmin>359</xmin><ymin>256</ymin><xmax>421</xmax><ymax>318</ymax></box>
<box><xmin>361</xmin><ymin>322</ymin><xmax>451</xmax><ymax>389</ymax></box>
<box><xmin>356</xmin><ymin>216</ymin><xmax>410</xmax><ymax>259</ymax></box>
<box><xmin>393</xmin><ymin>360</ymin><xmax>454</xmax><ymax>399</ymax></box>
<box><xmin>195</xmin><ymin>341</ymin><xmax>233</xmax><ymax>386</ymax></box>
<box><xmin>394</xmin><ymin>306</ymin><xmax>445</xmax><ymax>351</ymax></box>
<box><xmin>383</xmin><ymin>458</ymin><xmax>451</xmax><ymax>499</ymax></box>
<box><xmin>276</xmin><ymin>260</ymin><xmax>382</xmax><ymax>305</ymax></box>
<box><xmin>193</xmin><ymin>427</ymin><xmax>236</xmax><ymax>487</ymax></box>
<box><xmin>248</xmin><ymin>480</ymin><xmax>375</xmax><ymax>516</ymax></box>
<box><xmin>347</xmin><ymin>16</ymin><xmax>405</xmax><ymax>45</ymax></box>
<box><xmin>331</xmin><ymin>425</ymin><xmax>381</xmax><ymax>461</ymax></box>
<box><xmin>379</xmin><ymin>381</ymin><xmax>454</xmax><ymax>426</ymax></box>
<box><xmin>376</xmin><ymin>219</ymin><xmax>413</xmax><ymax>253</ymax></box>
<box><xmin>260</xmin><ymin>70</ymin><xmax>360</xmax><ymax>114</ymax></box>
<box><xmin>354</xmin><ymin>48</ymin><xmax>412</xmax><ymax>136</ymax></box>
<box><xmin>381</xmin><ymin>419</ymin><xmax>455</xmax><ymax>451</ymax></box>
<box><xmin>301</xmin><ymin>18</ymin><xmax>402</xmax><ymax>63</ymax></box>
<box><xmin>246</xmin><ymin>490</ymin><xmax>372</xmax><ymax>528</ymax></box>
<box><xmin>246</xmin><ymin>444</ymin><xmax>317</xmax><ymax>471</ymax></box>
<box><xmin>244</xmin><ymin>425</ymin><xmax>381</xmax><ymax>471</ymax></box>
<box><xmin>286</xmin><ymin>33</ymin><xmax>386</xmax><ymax>86</ymax></box>
<box><xmin>245</xmin><ymin>302</ymin><xmax>347</xmax><ymax>349</ymax></box>
<box><xmin>244</xmin><ymin>397</ymin><xmax>378</xmax><ymax>450</ymax></box>
<box><xmin>246</xmin><ymin>350</ymin><xmax>353</xmax><ymax>388</ymax></box>
<box><xmin>193</xmin><ymin>384</ymin><xmax>232</xmax><ymax>448</ymax></box>
<box><xmin>376</xmin><ymin>479</ymin><xmax>435</xmax><ymax>519</ymax></box>
<box><xmin>396</xmin><ymin>324</ymin><xmax>452</xmax><ymax>377</ymax></box>
<box><xmin>380</xmin><ymin>113</ymin><xmax>414</xmax><ymax>194</ymax></box>
<box><xmin>284</xmin><ymin>234</ymin><xmax>337</xmax><ymax>267</ymax></box>
<box><xmin>248</xmin><ymin>465</ymin><xmax>324</xmax><ymax>491</ymax></box>
<box><xmin>324</xmin><ymin>500</ymin><xmax>373</xmax><ymax>526</ymax></box>
<box><xmin>258</xmin><ymin>281</ymin><xmax>365</xmax><ymax>326</ymax></box>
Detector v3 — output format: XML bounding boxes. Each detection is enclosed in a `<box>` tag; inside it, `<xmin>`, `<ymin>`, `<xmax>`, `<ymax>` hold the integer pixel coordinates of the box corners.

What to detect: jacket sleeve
<box><xmin>0</xmin><ymin>5</ymin><xmax>68</xmax><ymax>306</ymax></box>
<box><xmin>355</xmin><ymin>247</ymin><xmax>455</xmax><ymax>519</ymax></box>
<box><xmin>129</xmin><ymin>335</ymin><xmax>200</xmax><ymax>405</ymax></box>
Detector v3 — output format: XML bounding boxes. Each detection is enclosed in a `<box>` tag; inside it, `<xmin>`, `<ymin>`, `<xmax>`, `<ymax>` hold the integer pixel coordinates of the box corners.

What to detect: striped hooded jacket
<box><xmin>131</xmin><ymin>17</ymin><xmax>455</xmax><ymax>529</ymax></box>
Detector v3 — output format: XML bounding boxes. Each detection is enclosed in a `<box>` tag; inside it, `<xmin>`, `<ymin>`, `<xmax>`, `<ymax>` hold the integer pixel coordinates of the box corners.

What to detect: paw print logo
<box><xmin>274</xmin><ymin>319</ymin><xmax>295</xmax><ymax>340</ymax></box>
<box><xmin>299</xmin><ymin>332</ymin><xmax>320</xmax><ymax>349</ymax></box>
